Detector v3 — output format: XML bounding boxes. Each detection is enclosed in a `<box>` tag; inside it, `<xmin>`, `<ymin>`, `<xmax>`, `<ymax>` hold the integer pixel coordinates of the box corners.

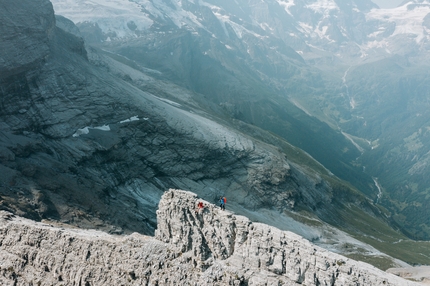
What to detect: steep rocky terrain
<box><xmin>1</xmin><ymin>0</ymin><xmax>430</xmax><ymax>270</ymax></box>
<box><xmin>0</xmin><ymin>0</ymin><xmax>371</xmax><ymax>243</ymax></box>
<box><xmin>47</xmin><ymin>0</ymin><xmax>430</xmax><ymax>242</ymax></box>
<box><xmin>0</xmin><ymin>189</ymin><xmax>421</xmax><ymax>285</ymax></box>
<box><xmin>52</xmin><ymin>0</ymin><xmax>375</xmax><ymax>193</ymax></box>
<box><xmin>0</xmin><ymin>0</ymin><xmax>370</xmax><ymax>234</ymax></box>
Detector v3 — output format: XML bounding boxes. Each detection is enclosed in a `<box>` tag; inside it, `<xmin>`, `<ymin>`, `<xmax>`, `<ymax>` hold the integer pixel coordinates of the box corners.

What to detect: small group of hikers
<box><xmin>219</xmin><ymin>196</ymin><xmax>226</xmax><ymax>210</ymax></box>
<box><xmin>195</xmin><ymin>196</ymin><xmax>227</xmax><ymax>214</ymax></box>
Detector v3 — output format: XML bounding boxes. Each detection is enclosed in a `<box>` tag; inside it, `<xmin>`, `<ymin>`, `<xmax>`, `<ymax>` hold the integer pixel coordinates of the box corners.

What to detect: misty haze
<box><xmin>1</xmin><ymin>0</ymin><xmax>430</xmax><ymax>285</ymax></box>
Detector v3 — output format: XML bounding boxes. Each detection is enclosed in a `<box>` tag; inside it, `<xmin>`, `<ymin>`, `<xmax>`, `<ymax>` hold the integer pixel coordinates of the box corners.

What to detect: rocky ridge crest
<box><xmin>0</xmin><ymin>189</ymin><xmax>418</xmax><ymax>285</ymax></box>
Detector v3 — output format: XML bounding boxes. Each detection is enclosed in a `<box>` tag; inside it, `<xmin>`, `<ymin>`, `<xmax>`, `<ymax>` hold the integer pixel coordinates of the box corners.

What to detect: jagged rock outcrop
<box><xmin>0</xmin><ymin>190</ymin><xmax>419</xmax><ymax>285</ymax></box>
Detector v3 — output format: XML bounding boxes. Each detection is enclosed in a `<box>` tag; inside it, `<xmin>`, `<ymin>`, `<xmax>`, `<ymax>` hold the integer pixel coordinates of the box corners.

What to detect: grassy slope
<box><xmin>283</xmin><ymin>55</ymin><xmax>430</xmax><ymax>241</ymax></box>
<box><xmin>232</xmin><ymin>118</ymin><xmax>430</xmax><ymax>268</ymax></box>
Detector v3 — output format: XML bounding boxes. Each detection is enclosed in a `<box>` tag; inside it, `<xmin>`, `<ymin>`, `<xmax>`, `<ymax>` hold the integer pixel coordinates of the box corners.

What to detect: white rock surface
<box><xmin>0</xmin><ymin>189</ymin><xmax>421</xmax><ymax>285</ymax></box>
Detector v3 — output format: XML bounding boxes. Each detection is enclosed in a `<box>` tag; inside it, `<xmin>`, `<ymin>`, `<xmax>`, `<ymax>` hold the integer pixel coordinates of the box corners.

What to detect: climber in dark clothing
<box><xmin>219</xmin><ymin>196</ymin><xmax>225</xmax><ymax>210</ymax></box>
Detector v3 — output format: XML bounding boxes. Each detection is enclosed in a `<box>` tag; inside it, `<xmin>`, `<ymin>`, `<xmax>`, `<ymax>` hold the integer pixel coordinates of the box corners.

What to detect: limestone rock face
<box><xmin>155</xmin><ymin>189</ymin><xmax>420</xmax><ymax>285</ymax></box>
<box><xmin>0</xmin><ymin>190</ymin><xmax>420</xmax><ymax>285</ymax></box>
<box><xmin>0</xmin><ymin>210</ymin><xmax>184</xmax><ymax>286</ymax></box>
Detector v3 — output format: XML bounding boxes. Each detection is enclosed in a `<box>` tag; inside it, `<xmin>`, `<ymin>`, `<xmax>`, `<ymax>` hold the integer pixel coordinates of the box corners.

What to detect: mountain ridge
<box><xmin>50</xmin><ymin>0</ymin><xmax>430</xmax><ymax>64</ymax></box>
<box><xmin>2</xmin><ymin>0</ymin><xmax>430</xmax><ymax>271</ymax></box>
<box><xmin>0</xmin><ymin>189</ymin><xmax>422</xmax><ymax>285</ymax></box>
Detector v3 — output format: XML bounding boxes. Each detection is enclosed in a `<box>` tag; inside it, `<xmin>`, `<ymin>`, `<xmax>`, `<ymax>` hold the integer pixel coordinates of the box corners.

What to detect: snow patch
<box><xmin>120</xmin><ymin>115</ymin><xmax>140</xmax><ymax>124</ymax></box>
<box><xmin>314</xmin><ymin>24</ymin><xmax>335</xmax><ymax>42</ymax></box>
<box><xmin>298</xmin><ymin>22</ymin><xmax>313</xmax><ymax>34</ymax></box>
<box><xmin>153</xmin><ymin>96</ymin><xmax>182</xmax><ymax>107</ymax></box>
<box><xmin>51</xmin><ymin>0</ymin><xmax>206</xmax><ymax>39</ymax></box>
<box><xmin>94</xmin><ymin>125</ymin><xmax>110</xmax><ymax>131</ymax></box>
<box><xmin>341</xmin><ymin>131</ymin><xmax>364</xmax><ymax>153</ymax></box>
<box><xmin>364</xmin><ymin>39</ymin><xmax>389</xmax><ymax>50</ymax></box>
<box><xmin>207</xmin><ymin>2</ymin><xmax>263</xmax><ymax>39</ymax></box>
<box><xmin>73</xmin><ymin>125</ymin><xmax>110</xmax><ymax>137</ymax></box>
<box><xmin>350</xmin><ymin>97</ymin><xmax>357</xmax><ymax>109</ymax></box>
<box><xmin>276</xmin><ymin>0</ymin><xmax>295</xmax><ymax>16</ymax></box>
<box><xmin>305</xmin><ymin>0</ymin><xmax>339</xmax><ymax>15</ymax></box>
<box><xmin>259</xmin><ymin>22</ymin><xmax>274</xmax><ymax>32</ymax></box>
<box><xmin>368</xmin><ymin>27</ymin><xmax>386</xmax><ymax>39</ymax></box>
<box><xmin>374</xmin><ymin>178</ymin><xmax>383</xmax><ymax>203</ymax></box>
<box><xmin>73</xmin><ymin>127</ymin><xmax>90</xmax><ymax>137</ymax></box>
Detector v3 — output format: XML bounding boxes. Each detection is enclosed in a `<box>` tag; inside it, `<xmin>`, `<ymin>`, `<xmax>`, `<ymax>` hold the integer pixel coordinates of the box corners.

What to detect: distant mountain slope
<box><xmin>48</xmin><ymin>0</ymin><xmax>430</xmax><ymax>242</ymax></box>
<box><xmin>51</xmin><ymin>0</ymin><xmax>430</xmax><ymax>63</ymax></box>
<box><xmin>52</xmin><ymin>0</ymin><xmax>381</xmax><ymax>192</ymax></box>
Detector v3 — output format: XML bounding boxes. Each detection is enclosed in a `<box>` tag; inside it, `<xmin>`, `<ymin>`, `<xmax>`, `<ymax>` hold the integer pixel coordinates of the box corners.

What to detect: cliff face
<box><xmin>0</xmin><ymin>190</ymin><xmax>419</xmax><ymax>286</ymax></box>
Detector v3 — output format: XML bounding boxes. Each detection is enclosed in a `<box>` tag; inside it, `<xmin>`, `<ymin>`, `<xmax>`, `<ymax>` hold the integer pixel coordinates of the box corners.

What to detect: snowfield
<box><xmin>51</xmin><ymin>0</ymin><xmax>153</xmax><ymax>38</ymax></box>
<box><xmin>367</xmin><ymin>1</ymin><xmax>430</xmax><ymax>43</ymax></box>
<box><xmin>51</xmin><ymin>0</ymin><xmax>430</xmax><ymax>60</ymax></box>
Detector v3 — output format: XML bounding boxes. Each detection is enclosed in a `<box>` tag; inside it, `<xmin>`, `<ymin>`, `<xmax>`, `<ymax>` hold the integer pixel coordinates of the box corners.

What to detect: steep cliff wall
<box><xmin>0</xmin><ymin>190</ymin><xmax>418</xmax><ymax>285</ymax></box>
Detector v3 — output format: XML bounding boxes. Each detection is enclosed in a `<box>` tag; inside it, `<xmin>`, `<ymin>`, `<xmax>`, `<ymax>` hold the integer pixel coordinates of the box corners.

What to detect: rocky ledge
<box><xmin>0</xmin><ymin>189</ymin><xmax>419</xmax><ymax>285</ymax></box>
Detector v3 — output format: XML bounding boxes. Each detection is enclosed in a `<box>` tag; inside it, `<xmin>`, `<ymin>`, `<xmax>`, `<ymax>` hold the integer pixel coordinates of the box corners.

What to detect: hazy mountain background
<box><xmin>373</xmin><ymin>0</ymin><xmax>404</xmax><ymax>8</ymax></box>
<box><xmin>51</xmin><ymin>0</ymin><xmax>430</xmax><ymax>264</ymax></box>
<box><xmin>51</xmin><ymin>0</ymin><xmax>430</xmax><ymax>239</ymax></box>
<box><xmin>2</xmin><ymin>0</ymin><xmax>430</xmax><ymax>270</ymax></box>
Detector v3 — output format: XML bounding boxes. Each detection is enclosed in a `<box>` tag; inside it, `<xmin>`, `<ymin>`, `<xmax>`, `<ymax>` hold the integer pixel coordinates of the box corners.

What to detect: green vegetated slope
<box><xmin>232</xmin><ymin>118</ymin><xmax>430</xmax><ymax>269</ymax></box>
<box><xmin>332</xmin><ymin>204</ymin><xmax>430</xmax><ymax>269</ymax></box>
<box><xmin>283</xmin><ymin>53</ymin><xmax>430</xmax><ymax>242</ymax></box>
<box><xmin>343</xmin><ymin>58</ymin><xmax>430</xmax><ymax>241</ymax></box>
